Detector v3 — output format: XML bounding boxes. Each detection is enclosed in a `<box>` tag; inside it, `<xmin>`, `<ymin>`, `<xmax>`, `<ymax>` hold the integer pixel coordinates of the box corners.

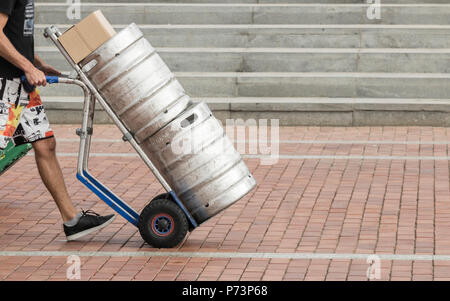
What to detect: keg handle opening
<box><xmin>81</xmin><ymin>58</ymin><xmax>98</xmax><ymax>73</ymax></box>
<box><xmin>180</xmin><ymin>113</ymin><xmax>198</xmax><ymax>128</ymax></box>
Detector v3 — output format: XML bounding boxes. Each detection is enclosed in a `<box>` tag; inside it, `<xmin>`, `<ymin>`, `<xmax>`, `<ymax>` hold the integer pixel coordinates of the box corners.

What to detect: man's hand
<box><xmin>39</xmin><ymin>64</ymin><xmax>61</xmax><ymax>76</ymax></box>
<box><xmin>24</xmin><ymin>65</ymin><xmax>47</xmax><ymax>87</ymax></box>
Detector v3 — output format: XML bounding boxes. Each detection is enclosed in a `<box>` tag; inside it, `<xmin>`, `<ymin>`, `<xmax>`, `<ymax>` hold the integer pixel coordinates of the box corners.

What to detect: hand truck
<box><xmin>34</xmin><ymin>26</ymin><xmax>200</xmax><ymax>248</ymax></box>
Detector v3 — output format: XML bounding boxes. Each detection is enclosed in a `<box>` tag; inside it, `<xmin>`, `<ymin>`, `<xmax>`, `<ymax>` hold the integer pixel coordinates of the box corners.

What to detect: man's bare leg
<box><xmin>32</xmin><ymin>137</ymin><xmax>77</xmax><ymax>222</ymax></box>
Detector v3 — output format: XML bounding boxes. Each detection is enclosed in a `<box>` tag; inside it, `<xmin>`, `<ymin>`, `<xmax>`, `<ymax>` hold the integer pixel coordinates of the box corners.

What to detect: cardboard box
<box><xmin>58</xmin><ymin>10</ymin><xmax>116</xmax><ymax>64</ymax></box>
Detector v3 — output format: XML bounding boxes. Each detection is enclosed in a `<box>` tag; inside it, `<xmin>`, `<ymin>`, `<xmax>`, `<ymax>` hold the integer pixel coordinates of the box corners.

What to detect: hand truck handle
<box><xmin>20</xmin><ymin>75</ymin><xmax>59</xmax><ymax>93</ymax></box>
<box><xmin>20</xmin><ymin>75</ymin><xmax>59</xmax><ymax>84</ymax></box>
<box><xmin>44</xmin><ymin>75</ymin><xmax>60</xmax><ymax>84</ymax></box>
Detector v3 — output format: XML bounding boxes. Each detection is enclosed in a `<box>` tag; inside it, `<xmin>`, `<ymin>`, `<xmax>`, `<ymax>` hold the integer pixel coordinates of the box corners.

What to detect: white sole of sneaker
<box><xmin>66</xmin><ymin>215</ymin><xmax>116</xmax><ymax>241</ymax></box>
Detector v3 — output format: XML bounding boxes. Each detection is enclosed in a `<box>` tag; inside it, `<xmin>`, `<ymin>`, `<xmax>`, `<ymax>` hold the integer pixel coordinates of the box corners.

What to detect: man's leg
<box><xmin>32</xmin><ymin>137</ymin><xmax>77</xmax><ymax>222</ymax></box>
<box><xmin>21</xmin><ymin>89</ymin><xmax>115</xmax><ymax>240</ymax></box>
<box><xmin>31</xmin><ymin>135</ymin><xmax>115</xmax><ymax>241</ymax></box>
<box><xmin>32</xmin><ymin>135</ymin><xmax>115</xmax><ymax>241</ymax></box>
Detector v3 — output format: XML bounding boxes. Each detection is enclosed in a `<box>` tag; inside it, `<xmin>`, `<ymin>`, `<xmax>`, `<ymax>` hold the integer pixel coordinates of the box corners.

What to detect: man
<box><xmin>0</xmin><ymin>0</ymin><xmax>115</xmax><ymax>241</ymax></box>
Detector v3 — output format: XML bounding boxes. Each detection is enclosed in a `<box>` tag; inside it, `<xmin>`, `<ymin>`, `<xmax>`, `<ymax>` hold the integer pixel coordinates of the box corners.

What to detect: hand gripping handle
<box><xmin>20</xmin><ymin>75</ymin><xmax>59</xmax><ymax>93</ymax></box>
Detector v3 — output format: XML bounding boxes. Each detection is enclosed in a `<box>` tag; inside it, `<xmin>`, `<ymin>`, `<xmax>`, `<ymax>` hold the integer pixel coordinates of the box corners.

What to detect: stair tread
<box><xmin>42</xmin><ymin>96</ymin><xmax>450</xmax><ymax>103</ymax></box>
<box><xmin>35</xmin><ymin>46</ymin><xmax>450</xmax><ymax>53</ymax></box>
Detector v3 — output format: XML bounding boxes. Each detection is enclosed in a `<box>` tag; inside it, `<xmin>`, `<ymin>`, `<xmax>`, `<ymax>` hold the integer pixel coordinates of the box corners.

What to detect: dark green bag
<box><xmin>0</xmin><ymin>141</ymin><xmax>32</xmax><ymax>176</ymax></box>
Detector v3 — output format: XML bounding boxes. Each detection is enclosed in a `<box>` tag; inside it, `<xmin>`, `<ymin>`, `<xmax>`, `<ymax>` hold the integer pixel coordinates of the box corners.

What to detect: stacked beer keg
<box><xmin>78</xmin><ymin>23</ymin><xmax>256</xmax><ymax>223</ymax></box>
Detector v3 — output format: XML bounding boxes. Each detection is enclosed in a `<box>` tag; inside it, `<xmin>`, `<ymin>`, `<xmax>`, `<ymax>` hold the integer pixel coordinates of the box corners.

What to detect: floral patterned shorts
<box><xmin>0</xmin><ymin>78</ymin><xmax>54</xmax><ymax>149</ymax></box>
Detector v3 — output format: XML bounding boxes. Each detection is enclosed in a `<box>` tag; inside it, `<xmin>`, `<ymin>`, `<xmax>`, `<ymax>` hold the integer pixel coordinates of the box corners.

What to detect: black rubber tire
<box><xmin>149</xmin><ymin>193</ymin><xmax>195</xmax><ymax>232</ymax></box>
<box><xmin>152</xmin><ymin>193</ymin><xmax>170</xmax><ymax>201</ymax></box>
<box><xmin>138</xmin><ymin>198</ymin><xmax>188</xmax><ymax>248</ymax></box>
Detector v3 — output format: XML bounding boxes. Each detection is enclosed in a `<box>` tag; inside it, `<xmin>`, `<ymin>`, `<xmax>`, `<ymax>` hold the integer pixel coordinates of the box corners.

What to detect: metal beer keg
<box><xmin>78</xmin><ymin>24</ymin><xmax>256</xmax><ymax>224</ymax></box>
<box><xmin>144</xmin><ymin>102</ymin><xmax>257</xmax><ymax>223</ymax></box>
<box><xmin>79</xmin><ymin>23</ymin><xmax>190</xmax><ymax>142</ymax></box>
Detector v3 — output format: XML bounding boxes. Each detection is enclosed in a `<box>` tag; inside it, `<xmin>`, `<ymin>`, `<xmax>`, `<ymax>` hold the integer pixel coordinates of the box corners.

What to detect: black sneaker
<box><xmin>64</xmin><ymin>210</ymin><xmax>115</xmax><ymax>241</ymax></box>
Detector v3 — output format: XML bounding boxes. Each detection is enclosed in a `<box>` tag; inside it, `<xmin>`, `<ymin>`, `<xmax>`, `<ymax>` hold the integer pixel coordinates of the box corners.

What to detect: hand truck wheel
<box><xmin>150</xmin><ymin>193</ymin><xmax>195</xmax><ymax>232</ymax></box>
<box><xmin>138</xmin><ymin>196</ymin><xmax>188</xmax><ymax>248</ymax></box>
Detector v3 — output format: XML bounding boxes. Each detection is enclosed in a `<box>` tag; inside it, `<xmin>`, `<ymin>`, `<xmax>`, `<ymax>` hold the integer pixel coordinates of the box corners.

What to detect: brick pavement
<box><xmin>0</xmin><ymin>125</ymin><xmax>449</xmax><ymax>281</ymax></box>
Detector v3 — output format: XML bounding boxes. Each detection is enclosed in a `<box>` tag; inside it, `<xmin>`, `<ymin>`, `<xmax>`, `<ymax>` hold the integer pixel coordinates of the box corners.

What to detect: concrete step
<box><xmin>34</xmin><ymin>3</ymin><xmax>450</xmax><ymax>25</ymax></box>
<box><xmin>42</xmin><ymin>96</ymin><xmax>450</xmax><ymax>126</ymax></box>
<box><xmin>37</xmin><ymin>47</ymin><xmax>450</xmax><ymax>73</ymax></box>
<box><xmin>34</xmin><ymin>24</ymin><xmax>450</xmax><ymax>49</ymax></box>
<box><xmin>36</xmin><ymin>1</ymin><xmax>450</xmax><ymax>3</ymax></box>
<box><xmin>38</xmin><ymin>72</ymin><xmax>450</xmax><ymax>99</ymax></box>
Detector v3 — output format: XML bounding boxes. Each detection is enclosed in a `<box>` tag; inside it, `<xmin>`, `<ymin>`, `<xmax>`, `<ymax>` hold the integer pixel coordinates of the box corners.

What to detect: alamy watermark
<box><xmin>169</xmin><ymin>118</ymin><xmax>280</xmax><ymax>166</ymax></box>
<box><xmin>366</xmin><ymin>255</ymin><xmax>381</xmax><ymax>280</ymax></box>
<box><xmin>66</xmin><ymin>0</ymin><xmax>81</xmax><ymax>20</ymax></box>
<box><xmin>366</xmin><ymin>0</ymin><xmax>381</xmax><ymax>20</ymax></box>
<box><xmin>227</xmin><ymin>119</ymin><xmax>279</xmax><ymax>165</ymax></box>
<box><xmin>66</xmin><ymin>255</ymin><xmax>81</xmax><ymax>280</ymax></box>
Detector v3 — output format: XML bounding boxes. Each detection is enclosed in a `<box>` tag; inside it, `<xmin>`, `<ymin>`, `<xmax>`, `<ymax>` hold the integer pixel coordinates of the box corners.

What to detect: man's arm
<box><xmin>33</xmin><ymin>55</ymin><xmax>45</xmax><ymax>69</ymax></box>
<box><xmin>34</xmin><ymin>54</ymin><xmax>61</xmax><ymax>76</ymax></box>
<box><xmin>0</xmin><ymin>13</ymin><xmax>46</xmax><ymax>86</ymax></box>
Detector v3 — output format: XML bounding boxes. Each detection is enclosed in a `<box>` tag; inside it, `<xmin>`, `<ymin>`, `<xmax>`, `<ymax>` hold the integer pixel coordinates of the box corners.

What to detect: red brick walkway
<box><xmin>0</xmin><ymin>125</ymin><xmax>449</xmax><ymax>281</ymax></box>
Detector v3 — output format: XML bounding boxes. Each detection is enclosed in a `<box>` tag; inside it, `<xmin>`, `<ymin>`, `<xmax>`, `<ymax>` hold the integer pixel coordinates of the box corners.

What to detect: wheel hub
<box><xmin>157</xmin><ymin>218</ymin><xmax>169</xmax><ymax>231</ymax></box>
<box><xmin>152</xmin><ymin>214</ymin><xmax>174</xmax><ymax>236</ymax></box>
